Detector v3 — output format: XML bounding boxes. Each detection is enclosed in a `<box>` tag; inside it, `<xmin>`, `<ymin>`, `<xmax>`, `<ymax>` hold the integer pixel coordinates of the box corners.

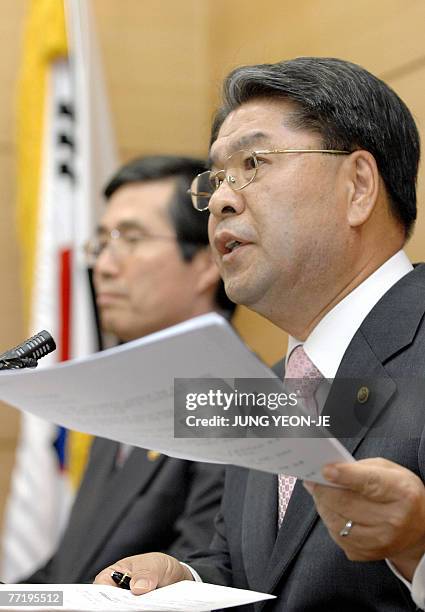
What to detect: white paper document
<box><xmin>0</xmin><ymin>314</ymin><xmax>353</xmax><ymax>482</ymax></box>
<box><xmin>0</xmin><ymin>581</ymin><xmax>276</xmax><ymax>611</ymax></box>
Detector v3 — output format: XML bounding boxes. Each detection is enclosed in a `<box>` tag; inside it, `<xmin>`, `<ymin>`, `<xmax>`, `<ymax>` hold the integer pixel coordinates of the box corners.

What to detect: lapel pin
<box><xmin>147</xmin><ymin>450</ymin><xmax>161</xmax><ymax>461</ymax></box>
<box><xmin>357</xmin><ymin>386</ymin><xmax>370</xmax><ymax>404</ymax></box>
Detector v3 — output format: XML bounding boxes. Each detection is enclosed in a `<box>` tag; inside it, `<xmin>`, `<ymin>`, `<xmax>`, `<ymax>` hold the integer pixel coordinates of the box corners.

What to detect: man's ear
<box><xmin>345</xmin><ymin>150</ymin><xmax>380</xmax><ymax>227</ymax></box>
<box><xmin>192</xmin><ymin>246</ymin><xmax>221</xmax><ymax>294</ymax></box>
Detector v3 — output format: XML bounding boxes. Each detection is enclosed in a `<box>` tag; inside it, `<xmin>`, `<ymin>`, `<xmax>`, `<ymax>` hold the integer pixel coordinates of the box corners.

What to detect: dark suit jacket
<box><xmin>26</xmin><ymin>439</ymin><xmax>224</xmax><ymax>583</ymax></box>
<box><xmin>188</xmin><ymin>264</ymin><xmax>425</xmax><ymax>611</ymax></box>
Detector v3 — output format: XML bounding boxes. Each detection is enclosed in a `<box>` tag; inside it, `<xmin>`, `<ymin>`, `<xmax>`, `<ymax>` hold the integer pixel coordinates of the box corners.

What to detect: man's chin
<box><xmin>105</xmin><ymin>327</ymin><xmax>135</xmax><ymax>343</ymax></box>
<box><xmin>101</xmin><ymin>317</ymin><xmax>147</xmax><ymax>343</ymax></box>
<box><xmin>100</xmin><ymin>314</ymin><xmax>129</xmax><ymax>339</ymax></box>
<box><xmin>224</xmin><ymin>278</ymin><xmax>261</xmax><ymax>309</ymax></box>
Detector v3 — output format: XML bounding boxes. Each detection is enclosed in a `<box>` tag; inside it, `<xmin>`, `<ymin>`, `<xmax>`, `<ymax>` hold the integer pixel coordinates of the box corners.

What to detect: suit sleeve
<box><xmin>182</xmin><ymin>505</ymin><xmax>234</xmax><ymax>586</ymax></box>
<box><xmin>411</xmin><ymin>422</ymin><xmax>425</xmax><ymax>609</ymax></box>
<box><xmin>178</xmin><ymin>467</ymin><xmax>245</xmax><ymax>587</ymax></box>
<box><xmin>389</xmin><ymin>404</ymin><xmax>425</xmax><ymax>608</ymax></box>
<box><xmin>164</xmin><ymin>461</ymin><xmax>225</xmax><ymax>559</ymax></box>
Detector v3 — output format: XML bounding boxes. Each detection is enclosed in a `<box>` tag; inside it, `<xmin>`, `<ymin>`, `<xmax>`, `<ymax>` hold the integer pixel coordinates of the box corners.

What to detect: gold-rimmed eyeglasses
<box><xmin>189</xmin><ymin>148</ymin><xmax>350</xmax><ymax>211</ymax></box>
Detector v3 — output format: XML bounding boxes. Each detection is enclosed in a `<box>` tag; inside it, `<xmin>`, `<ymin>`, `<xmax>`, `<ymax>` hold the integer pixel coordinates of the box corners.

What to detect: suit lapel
<box><xmin>261</xmin><ymin>480</ymin><xmax>317</xmax><ymax>599</ymax></box>
<box><xmin>73</xmin><ymin>446</ymin><xmax>166</xmax><ymax>580</ymax></box>
<box><xmin>328</xmin><ymin>263</ymin><xmax>425</xmax><ymax>455</ymax></box>
<box><xmin>242</xmin><ymin>470</ymin><xmax>277</xmax><ymax>592</ymax></box>
<box><xmin>325</xmin><ymin>331</ymin><xmax>396</xmax><ymax>456</ymax></box>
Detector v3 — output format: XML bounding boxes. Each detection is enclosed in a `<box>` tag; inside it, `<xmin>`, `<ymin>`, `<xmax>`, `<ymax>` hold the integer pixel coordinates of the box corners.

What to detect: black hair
<box><xmin>103</xmin><ymin>155</ymin><xmax>236</xmax><ymax>317</ymax></box>
<box><xmin>211</xmin><ymin>57</ymin><xmax>420</xmax><ymax>237</ymax></box>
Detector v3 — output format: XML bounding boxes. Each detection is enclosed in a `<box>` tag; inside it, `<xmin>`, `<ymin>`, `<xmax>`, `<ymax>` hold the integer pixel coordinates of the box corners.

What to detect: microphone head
<box><xmin>0</xmin><ymin>330</ymin><xmax>57</xmax><ymax>365</ymax></box>
<box><xmin>22</xmin><ymin>330</ymin><xmax>57</xmax><ymax>360</ymax></box>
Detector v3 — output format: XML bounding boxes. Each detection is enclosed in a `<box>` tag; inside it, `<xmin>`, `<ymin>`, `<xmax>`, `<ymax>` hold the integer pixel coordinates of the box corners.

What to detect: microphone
<box><xmin>0</xmin><ymin>330</ymin><xmax>56</xmax><ymax>370</ymax></box>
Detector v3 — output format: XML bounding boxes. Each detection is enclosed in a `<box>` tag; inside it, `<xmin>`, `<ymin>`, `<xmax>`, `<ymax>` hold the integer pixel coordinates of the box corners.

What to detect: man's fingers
<box><xmin>94</xmin><ymin>554</ymin><xmax>188</xmax><ymax>595</ymax></box>
<box><xmin>130</xmin><ymin>554</ymin><xmax>189</xmax><ymax>594</ymax></box>
<box><xmin>321</xmin><ymin>459</ymin><xmax>414</xmax><ymax>501</ymax></box>
<box><xmin>313</xmin><ymin>502</ymin><xmax>407</xmax><ymax>561</ymax></box>
<box><xmin>307</xmin><ymin>484</ymin><xmax>385</xmax><ymax>526</ymax></box>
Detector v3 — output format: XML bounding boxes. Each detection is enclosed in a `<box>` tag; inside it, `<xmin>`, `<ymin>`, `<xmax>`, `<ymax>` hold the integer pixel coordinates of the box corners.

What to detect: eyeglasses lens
<box><xmin>191</xmin><ymin>172</ymin><xmax>214</xmax><ymax>210</ymax></box>
<box><xmin>226</xmin><ymin>150</ymin><xmax>257</xmax><ymax>191</ymax></box>
<box><xmin>191</xmin><ymin>151</ymin><xmax>258</xmax><ymax>210</ymax></box>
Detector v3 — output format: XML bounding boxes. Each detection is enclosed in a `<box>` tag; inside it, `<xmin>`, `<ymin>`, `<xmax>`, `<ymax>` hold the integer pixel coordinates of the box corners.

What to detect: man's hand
<box><xmin>303</xmin><ymin>458</ymin><xmax>425</xmax><ymax>580</ymax></box>
<box><xmin>94</xmin><ymin>553</ymin><xmax>193</xmax><ymax>594</ymax></box>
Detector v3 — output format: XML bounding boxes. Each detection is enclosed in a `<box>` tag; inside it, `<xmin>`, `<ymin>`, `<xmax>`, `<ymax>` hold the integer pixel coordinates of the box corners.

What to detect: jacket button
<box><xmin>357</xmin><ymin>386</ymin><xmax>370</xmax><ymax>404</ymax></box>
<box><xmin>147</xmin><ymin>450</ymin><xmax>160</xmax><ymax>461</ymax></box>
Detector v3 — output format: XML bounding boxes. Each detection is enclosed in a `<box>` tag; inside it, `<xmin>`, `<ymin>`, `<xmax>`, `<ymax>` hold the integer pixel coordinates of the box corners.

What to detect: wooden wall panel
<box><xmin>0</xmin><ymin>0</ymin><xmax>27</xmax><ymax>146</ymax></box>
<box><xmin>208</xmin><ymin>0</ymin><xmax>425</xmax><ymax>98</ymax></box>
<box><xmin>233</xmin><ymin>307</ymin><xmax>288</xmax><ymax>366</ymax></box>
<box><xmin>0</xmin><ymin>447</ymin><xmax>19</xmax><ymax>528</ymax></box>
<box><xmin>0</xmin><ymin>403</ymin><xmax>20</xmax><ymax>442</ymax></box>
<box><xmin>92</xmin><ymin>0</ymin><xmax>212</xmax><ymax>160</ymax></box>
<box><xmin>0</xmin><ymin>0</ymin><xmax>27</xmax><ymax>538</ymax></box>
<box><xmin>389</xmin><ymin>66</ymin><xmax>425</xmax><ymax>264</ymax></box>
<box><xmin>0</xmin><ymin>151</ymin><xmax>24</xmax><ymax>353</ymax></box>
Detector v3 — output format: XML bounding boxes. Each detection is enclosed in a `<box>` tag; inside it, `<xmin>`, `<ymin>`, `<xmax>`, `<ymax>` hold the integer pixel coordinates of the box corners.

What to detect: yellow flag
<box><xmin>16</xmin><ymin>0</ymin><xmax>68</xmax><ymax>323</ymax></box>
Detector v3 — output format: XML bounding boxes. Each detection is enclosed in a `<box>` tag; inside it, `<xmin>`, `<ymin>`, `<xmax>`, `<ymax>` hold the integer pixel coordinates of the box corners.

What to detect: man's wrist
<box><xmin>390</xmin><ymin>540</ymin><xmax>425</xmax><ymax>582</ymax></box>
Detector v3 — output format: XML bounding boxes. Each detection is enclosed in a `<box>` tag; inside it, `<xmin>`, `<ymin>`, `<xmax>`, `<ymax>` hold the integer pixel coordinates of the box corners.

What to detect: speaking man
<box><xmin>94</xmin><ymin>58</ymin><xmax>425</xmax><ymax>610</ymax></box>
<box><xmin>24</xmin><ymin>155</ymin><xmax>234</xmax><ymax>583</ymax></box>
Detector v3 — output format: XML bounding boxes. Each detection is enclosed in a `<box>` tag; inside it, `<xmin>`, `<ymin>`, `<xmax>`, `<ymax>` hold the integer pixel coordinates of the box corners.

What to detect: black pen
<box><xmin>111</xmin><ymin>570</ymin><xmax>131</xmax><ymax>589</ymax></box>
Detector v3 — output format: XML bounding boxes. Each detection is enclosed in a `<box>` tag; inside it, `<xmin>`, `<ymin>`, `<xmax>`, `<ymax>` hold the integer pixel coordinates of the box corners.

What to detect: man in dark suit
<box><xmin>24</xmin><ymin>155</ymin><xmax>234</xmax><ymax>583</ymax></box>
<box><xmin>94</xmin><ymin>59</ymin><xmax>425</xmax><ymax>609</ymax></box>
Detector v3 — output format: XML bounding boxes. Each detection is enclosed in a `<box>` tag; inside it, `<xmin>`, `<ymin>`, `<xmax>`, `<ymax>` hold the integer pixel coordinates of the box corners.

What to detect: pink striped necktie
<box><xmin>277</xmin><ymin>345</ymin><xmax>323</xmax><ymax>528</ymax></box>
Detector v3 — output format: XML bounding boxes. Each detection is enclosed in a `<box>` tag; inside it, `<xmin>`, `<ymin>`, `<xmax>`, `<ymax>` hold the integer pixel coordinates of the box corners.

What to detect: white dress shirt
<box><xmin>412</xmin><ymin>556</ymin><xmax>425</xmax><ymax>608</ymax></box>
<box><xmin>390</xmin><ymin>554</ymin><xmax>425</xmax><ymax>610</ymax></box>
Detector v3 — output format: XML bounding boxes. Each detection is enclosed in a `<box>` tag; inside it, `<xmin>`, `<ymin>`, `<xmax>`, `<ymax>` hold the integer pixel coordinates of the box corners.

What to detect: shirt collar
<box><xmin>287</xmin><ymin>250</ymin><xmax>413</xmax><ymax>378</ymax></box>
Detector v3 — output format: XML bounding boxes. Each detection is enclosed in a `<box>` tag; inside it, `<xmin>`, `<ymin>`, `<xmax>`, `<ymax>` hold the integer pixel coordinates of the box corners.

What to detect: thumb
<box><xmin>131</xmin><ymin>568</ymin><xmax>159</xmax><ymax>594</ymax></box>
<box><xmin>129</xmin><ymin>553</ymin><xmax>188</xmax><ymax>595</ymax></box>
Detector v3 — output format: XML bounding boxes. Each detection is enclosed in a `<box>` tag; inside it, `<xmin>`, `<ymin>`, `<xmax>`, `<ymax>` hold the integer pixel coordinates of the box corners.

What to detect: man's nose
<box><xmin>208</xmin><ymin>180</ymin><xmax>246</xmax><ymax>219</ymax></box>
<box><xmin>94</xmin><ymin>246</ymin><xmax>121</xmax><ymax>278</ymax></box>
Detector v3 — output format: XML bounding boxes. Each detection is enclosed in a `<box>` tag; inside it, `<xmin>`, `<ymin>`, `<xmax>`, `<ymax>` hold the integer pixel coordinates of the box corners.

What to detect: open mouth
<box><xmin>214</xmin><ymin>231</ymin><xmax>252</xmax><ymax>257</ymax></box>
<box><xmin>225</xmin><ymin>239</ymin><xmax>244</xmax><ymax>254</ymax></box>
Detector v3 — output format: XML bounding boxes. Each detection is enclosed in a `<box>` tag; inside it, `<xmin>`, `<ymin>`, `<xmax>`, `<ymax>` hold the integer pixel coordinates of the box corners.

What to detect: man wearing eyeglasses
<box><xmin>95</xmin><ymin>58</ymin><xmax>425</xmax><ymax>610</ymax></box>
<box><xmin>23</xmin><ymin>155</ymin><xmax>233</xmax><ymax>584</ymax></box>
